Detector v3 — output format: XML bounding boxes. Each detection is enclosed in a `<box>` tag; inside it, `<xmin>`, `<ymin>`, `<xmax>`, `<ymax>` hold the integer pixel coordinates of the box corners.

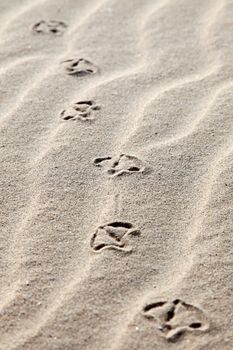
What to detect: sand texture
<box><xmin>0</xmin><ymin>0</ymin><xmax>233</xmax><ymax>349</ymax></box>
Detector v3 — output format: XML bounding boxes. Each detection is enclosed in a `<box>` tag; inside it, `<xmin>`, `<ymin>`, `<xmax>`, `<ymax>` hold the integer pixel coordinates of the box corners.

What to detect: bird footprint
<box><xmin>62</xmin><ymin>58</ymin><xmax>99</xmax><ymax>77</ymax></box>
<box><xmin>60</xmin><ymin>100</ymin><xmax>100</xmax><ymax>121</ymax></box>
<box><xmin>143</xmin><ymin>298</ymin><xmax>210</xmax><ymax>343</ymax></box>
<box><xmin>32</xmin><ymin>20</ymin><xmax>67</xmax><ymax>35</ymax></box>
<box><xmin>90</xmin><ymin>222</ymin><xmax>141</xmax><ymax>252</ymax></box>
<box><xmin>93</xmin><ymin>154</ymin><xmax>147</xmax><ymax>176</ymax></box>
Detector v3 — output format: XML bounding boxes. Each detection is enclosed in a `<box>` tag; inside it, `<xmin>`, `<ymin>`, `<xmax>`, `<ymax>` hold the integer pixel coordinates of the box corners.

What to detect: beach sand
<box><xmin>0</xmin><ymin>0</ymin><xmax>233</xmax><ymax>349</ymax></box>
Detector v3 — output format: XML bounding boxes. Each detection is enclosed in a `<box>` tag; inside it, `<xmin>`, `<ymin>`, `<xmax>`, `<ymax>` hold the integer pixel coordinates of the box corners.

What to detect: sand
<box><xmin>0</xmin><ymin>0</ymin><xmax>233</xmax><ymax>349</ymax></box>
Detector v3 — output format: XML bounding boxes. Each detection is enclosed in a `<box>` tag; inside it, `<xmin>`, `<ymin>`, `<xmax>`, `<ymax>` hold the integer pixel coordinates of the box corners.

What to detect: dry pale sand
<box><xmin>0</xmin><ymin>0</ymin><xmax>233</xmax><ymax>349</ymax></box>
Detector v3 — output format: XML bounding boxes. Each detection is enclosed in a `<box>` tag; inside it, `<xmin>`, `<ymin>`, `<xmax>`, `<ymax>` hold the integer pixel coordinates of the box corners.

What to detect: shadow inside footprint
<box><xmin>93</xmin><ymin>154</ymin><xmax>147</xmax><ymax>176</ymax></box>
<box><xmin>62</xmin><ymin>58</ymin><xmax>99</xmax><ymax>76</ymax></box>
<box><xmin>90</xmin><ymin>222</ymin><xmax>141</xmax><ymax>252</ymax></box>
<box><xmin>60</xmin><ymin>100</ymin><xmax>100</xmax><ymax>121</ymax></box>
<box><xmin>32</xmin><ymin>20</ymin><xmax>67</xmax><ymax>35</ymax></box>
<box><xmin>143</xmin><ymin>299</ymin><xmax>209</xmax><ymax>343</ymax></box>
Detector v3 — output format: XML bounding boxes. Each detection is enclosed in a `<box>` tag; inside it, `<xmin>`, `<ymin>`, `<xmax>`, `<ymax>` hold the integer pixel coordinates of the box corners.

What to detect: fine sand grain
<box><xmin>0</xmin><ymin>0</ymin><xmax>233</xmax><ymax>349</ymax></box>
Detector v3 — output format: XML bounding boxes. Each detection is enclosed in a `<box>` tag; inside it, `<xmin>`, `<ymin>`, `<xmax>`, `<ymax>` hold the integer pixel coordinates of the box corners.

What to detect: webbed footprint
<box><xmin>60</xmin><ymin>101</ymin><xmax>100</xmax><ymax>121</ymax></box>
<box><xmin>90</xmin><ymin>222</ymin><xmax>141</xmax><ymax>252</ymax></box>
<box><xmin>32</xmin><ymin>20</ymin><xmax>67</xmax><ymax>35</ymax></box>
<box><xmin>143</xmin><ymin>298</ymin><xmax>209</xmax><ymax>343</ymax></box>
<box><xmin>62</xmin><ymin>58</ymin><xmax>99</xmax><ymax>77</ymax></box>
<box><xmin>93</xmin><ymin>154</ymin><xmax>147</xmax><ymax>176</ymax></box>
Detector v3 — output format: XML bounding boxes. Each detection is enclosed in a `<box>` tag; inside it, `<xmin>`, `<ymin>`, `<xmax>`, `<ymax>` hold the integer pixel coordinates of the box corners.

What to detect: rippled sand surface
<box><xmin>0</xmin><ymin>0</ymin><xmax>232</xmax><ymax>349</ymax></box>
